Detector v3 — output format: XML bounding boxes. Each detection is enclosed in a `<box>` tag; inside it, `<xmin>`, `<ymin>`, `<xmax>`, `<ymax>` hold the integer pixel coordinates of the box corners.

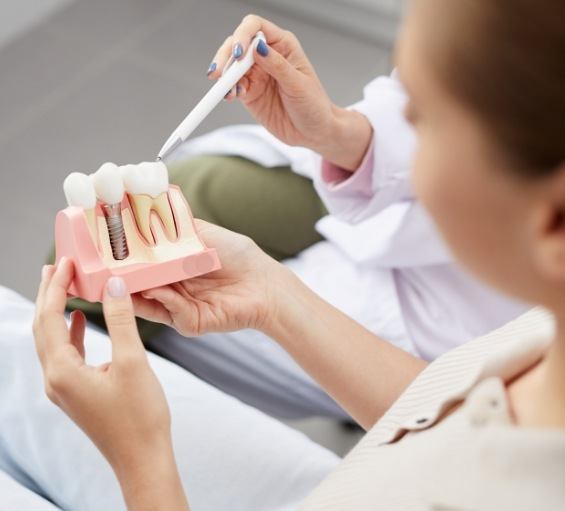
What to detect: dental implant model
<box><xmin>91</xmin><ymin>162</ymin><xmax>129</xmax><ymax>260</ymax></box>
<box><xmin>54</xmin><ymin>160</ymin><xmax>221</xmax><ymax>302</ymax></box>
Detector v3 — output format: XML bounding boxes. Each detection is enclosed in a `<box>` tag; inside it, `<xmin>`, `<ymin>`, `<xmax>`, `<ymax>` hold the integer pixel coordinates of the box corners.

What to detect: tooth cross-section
<box><xmin>121</xmin><ymin>161</ymin><xmax>177</xmax><ymax>244</ymax></box>
<box><xmin>128</xmin><ymin>192</ymin><xmax>177</xmax><ymax>244</ymax></box>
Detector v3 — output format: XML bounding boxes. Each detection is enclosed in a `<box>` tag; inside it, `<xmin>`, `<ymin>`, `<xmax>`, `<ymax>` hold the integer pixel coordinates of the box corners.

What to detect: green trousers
<box><xmin>53</xmin><ymin>156</ymin><xmax>327</xmax><ymax>341</ymax></box>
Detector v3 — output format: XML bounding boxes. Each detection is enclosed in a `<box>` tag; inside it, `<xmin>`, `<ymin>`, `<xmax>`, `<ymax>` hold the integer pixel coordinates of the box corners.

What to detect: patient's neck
<box><xmin>507</xmin><ymin>314</ymin><xmax>565</xmax><ymax>430</ymax></box>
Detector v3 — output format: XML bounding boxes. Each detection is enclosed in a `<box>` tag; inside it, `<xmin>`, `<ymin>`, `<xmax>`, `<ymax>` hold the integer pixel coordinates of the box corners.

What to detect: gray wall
<box><xmin>0</xmin><ymin>0</ymin><xmax>73</xmax><ymax>46</ymax></box>
<box><xmin>245</xmin><ymin>0</ymin><xmax>403</xmax><ymax>45</ymax></box>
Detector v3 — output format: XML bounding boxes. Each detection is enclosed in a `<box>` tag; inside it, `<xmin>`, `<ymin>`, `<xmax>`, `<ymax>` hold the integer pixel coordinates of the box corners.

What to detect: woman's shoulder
<box><xmin>373</xmin><ymin>307</ymin><xmax>554</xmax><ymax>444</ymax></box>
<box><xmin>300</xmin><ymin>309</ymin><xmax>560</xmax><ymax>511</ymax></box>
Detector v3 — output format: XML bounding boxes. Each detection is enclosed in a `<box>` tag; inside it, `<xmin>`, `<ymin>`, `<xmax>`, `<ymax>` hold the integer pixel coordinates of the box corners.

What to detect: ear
<box><xmin>531</xmin><ymin>164</ymin><xmax>565</xmax><ymax>283</ymax></box>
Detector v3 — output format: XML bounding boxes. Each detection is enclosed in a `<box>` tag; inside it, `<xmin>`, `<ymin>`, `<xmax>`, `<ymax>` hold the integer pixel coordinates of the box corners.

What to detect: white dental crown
<box><xmin>63</xmin><ymin>172</ymin><xmax>97</xmax><ymax>209</ymax></box>
<box><xmin>91</xmin><ymin>162</ymin><xmax>125</xmax><ymax>205</ymax></box>
<box><xmin>121</xmin><ymin>161</ymin><xmax>169</xmax><ymax>198</ymax></box>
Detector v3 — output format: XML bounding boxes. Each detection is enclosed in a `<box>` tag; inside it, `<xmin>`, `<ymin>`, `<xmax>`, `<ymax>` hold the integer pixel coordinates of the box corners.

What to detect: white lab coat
<box><xmin>174</xmin><ymin>73</ymin><xmax>529</xmax><ymax>360</ymax></box>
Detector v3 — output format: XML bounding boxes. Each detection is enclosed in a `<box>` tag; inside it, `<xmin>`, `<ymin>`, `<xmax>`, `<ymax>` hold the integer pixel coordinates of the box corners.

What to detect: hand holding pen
<box><xmin>207</xmin><ymin>15</ymin><xmax>373</xmax><ymax>171</ymax></box>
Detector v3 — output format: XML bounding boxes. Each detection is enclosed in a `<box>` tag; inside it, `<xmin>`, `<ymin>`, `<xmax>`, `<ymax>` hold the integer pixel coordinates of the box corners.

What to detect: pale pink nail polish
<box><xmin>107</xmin><ymin>276</ymin><xmax>126</xmax><ymax>298</ymax></box>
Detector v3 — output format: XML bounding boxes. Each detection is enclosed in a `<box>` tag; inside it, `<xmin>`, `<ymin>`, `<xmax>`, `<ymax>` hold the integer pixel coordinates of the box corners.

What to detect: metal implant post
<box><xmin>101</xmin><ymin>203</ymin><xmax>129</xmax><ymax>260</ymax></box>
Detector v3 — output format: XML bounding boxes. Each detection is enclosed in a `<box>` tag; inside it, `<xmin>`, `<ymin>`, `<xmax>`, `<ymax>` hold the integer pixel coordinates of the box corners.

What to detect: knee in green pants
<box><xmin>168</xmin><ymin>156</ymin><xmax>327</xmax><ymax>260</ymax></box>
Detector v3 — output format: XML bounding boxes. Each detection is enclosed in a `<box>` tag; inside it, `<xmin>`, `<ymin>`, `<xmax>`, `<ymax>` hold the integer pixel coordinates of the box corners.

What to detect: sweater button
<box><xmin>404</xmin><ymin>415</ymin><xmax>431</xmax><ymax>429</ymax></box>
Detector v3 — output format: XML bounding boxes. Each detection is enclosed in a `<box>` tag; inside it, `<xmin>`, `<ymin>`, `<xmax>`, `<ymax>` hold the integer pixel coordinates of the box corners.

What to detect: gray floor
<box><xmin>0</xmin><ymin>0</ymin><xmax>392</xmax><ymax>455</ymax></box>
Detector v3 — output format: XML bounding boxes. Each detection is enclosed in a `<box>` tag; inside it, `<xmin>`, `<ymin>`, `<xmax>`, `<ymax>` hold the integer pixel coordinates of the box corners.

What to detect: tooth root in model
<box><xmin>152</xmin><ymin>193</ymin><xmax>176</xmax><ymax>239</ymax></box>
<box><xmin>121</xmin><ymin>161</ymin><xmax>177</xmax><ymax>245</ymax></box>
<box><xmin>63</xmin><ymin>172</ymin><xmax>99</xmax><ymax>245</ymax></box>
<box><xmin>91</xmin><ymin>162</ymin><xmax>129</xmax><ymax>260</ymax></box>
<box><xmin>127</xmin><ymin>194</ymin><xmax>154</xmax><ymax>245</ymax></box>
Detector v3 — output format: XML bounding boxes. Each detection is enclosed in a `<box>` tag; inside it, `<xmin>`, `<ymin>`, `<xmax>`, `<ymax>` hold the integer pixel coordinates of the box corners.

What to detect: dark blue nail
<box><xmin>207</xmin><ymin>62</ymin><xmax>217</xmax><ymax>75</ymax></box>
<box><xmin>257</xmin><ymin>40</ymin><xmax>269</xmax><ymax>57</ymax></box>
<box><xmin>236</xmin><ymin>84</ymin><xmax>242</xmax><ymax>95</ymax></box>
<box><xmin>233</xmin><ymin>43</ymin><xmax>243</xmax><ymax>59</ymax></box>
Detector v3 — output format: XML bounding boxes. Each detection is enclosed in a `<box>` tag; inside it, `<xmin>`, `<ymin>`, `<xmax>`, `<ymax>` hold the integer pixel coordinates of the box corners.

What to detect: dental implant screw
<box><xmin>101</xmin><ymin>203</ymin><xmax>129</xmax><ymax>260</ymax></box>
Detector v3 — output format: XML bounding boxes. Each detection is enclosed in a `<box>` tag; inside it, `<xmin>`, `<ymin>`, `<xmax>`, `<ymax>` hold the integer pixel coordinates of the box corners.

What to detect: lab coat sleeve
<box><xmin>313</xmin><ymin>71</ymin><xmax>417</xmax><ymax>224</ymax></box>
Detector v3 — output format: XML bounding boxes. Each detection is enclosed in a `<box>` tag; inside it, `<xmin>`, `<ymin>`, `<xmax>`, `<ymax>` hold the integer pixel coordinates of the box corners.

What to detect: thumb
<box><xmin>253</xmin><ymin>40</ymin><xmax>302</xmax><ymax>92</ymax></box>
<box><xmin>102</xmin><ymin>277</ymin><xmax>146</xmax><ymax>363</ymax></box>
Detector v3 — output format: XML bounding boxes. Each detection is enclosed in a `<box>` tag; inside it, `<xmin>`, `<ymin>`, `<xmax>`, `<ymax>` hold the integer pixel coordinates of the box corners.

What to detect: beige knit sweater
<box><xmin>301</xmin><ymin>308</ymin><xmax>565</xmax><ymax>510</ymax></box>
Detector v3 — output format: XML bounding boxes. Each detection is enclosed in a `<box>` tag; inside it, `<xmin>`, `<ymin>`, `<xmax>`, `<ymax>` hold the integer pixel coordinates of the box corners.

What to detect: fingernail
<box><xmin>57</xmin><ymin>257</ymin><xmax>68</xmax><ymax>271</ymax></box>
<box><xmin>206</xmin><ymin>62</ymin><xmax>216</xmax><ymax>75</ymax></box>
<box><xmin>107</xmin><ymin>276</ymin><xmax>126</xmax><ymax>298</ymax></box>
<box><xmin>236</xmin><ymin>84</ymin><xmax>242</xmax><ymax>95</ymax></box>
<box><xmin>41</xmin><ymin>265</ymin><xmax>50</xmax><ymax>280</ymax></box>
<box><xmin>257</xmin><ymin>40</ymin><xmax>269</xmax><ymax>57</ymax></box>
<box><xmin>233</xmin><ymin>43</ymin><xmax>243</xmax><ymax>59</ymax></box>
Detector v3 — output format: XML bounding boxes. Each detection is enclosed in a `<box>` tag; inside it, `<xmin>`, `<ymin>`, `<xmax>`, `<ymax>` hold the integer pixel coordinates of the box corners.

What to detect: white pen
<box><xmin>157</xmin><ymin>31</ymin><xmax>266</xmax><ymax>162</ymax></box>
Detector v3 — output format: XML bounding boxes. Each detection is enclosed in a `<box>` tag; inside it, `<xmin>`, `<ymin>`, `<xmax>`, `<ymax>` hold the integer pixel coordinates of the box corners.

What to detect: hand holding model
<box><xmin>133</xmin><ymin>219</ymin><xmax>285</xmax><ymax>336</ymax></box>
<box><xmin>33</xmin><ymin>16</ymin><xmax>425</xmax><ymax>510</ymax></box>
<box><xmin>33</xmin><ymin>259</ymin><xmax>189</xmax><ymax>510</ymax></box>
<box><xmin>209</xmin><ymin>14</ymin><xmax>373</xmax><ymax>170</ymax></box>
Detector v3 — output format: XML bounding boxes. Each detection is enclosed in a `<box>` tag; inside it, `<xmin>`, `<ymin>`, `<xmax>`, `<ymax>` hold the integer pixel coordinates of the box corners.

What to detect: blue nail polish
<box><xmin>207</xmin><ymin>62</ymin><xmax>217</xmax><ymax>75</ymax></box>
<box><xmin>236</xmin><ymin>85</ymin><xmax>242</xmax><ymax>95</ymax></box>
<box><xmin>257</xmin><ymin>39</ymin><xmax>269</xmax><ymax>57</ymax></box>
<box><xmin>233</xmin><ymin>43</ymin><xmax>243</xmax><ymax>59</ymax></box>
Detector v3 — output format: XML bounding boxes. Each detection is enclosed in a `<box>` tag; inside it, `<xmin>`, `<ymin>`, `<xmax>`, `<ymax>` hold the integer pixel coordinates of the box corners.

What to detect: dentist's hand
<box><xmin>33</xmin><ymin>259</ymin><xmax>188</xmax><ymax>510</ymax></box>
<box><xmin>132</xmin><ymin>219</ymin><xmax>287</xmax><ymax>337</ymax></box>
<box><xmin>208</xmin><ymin>15</ymin><xmax>372</xmax><ymax>170</ymax></box>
